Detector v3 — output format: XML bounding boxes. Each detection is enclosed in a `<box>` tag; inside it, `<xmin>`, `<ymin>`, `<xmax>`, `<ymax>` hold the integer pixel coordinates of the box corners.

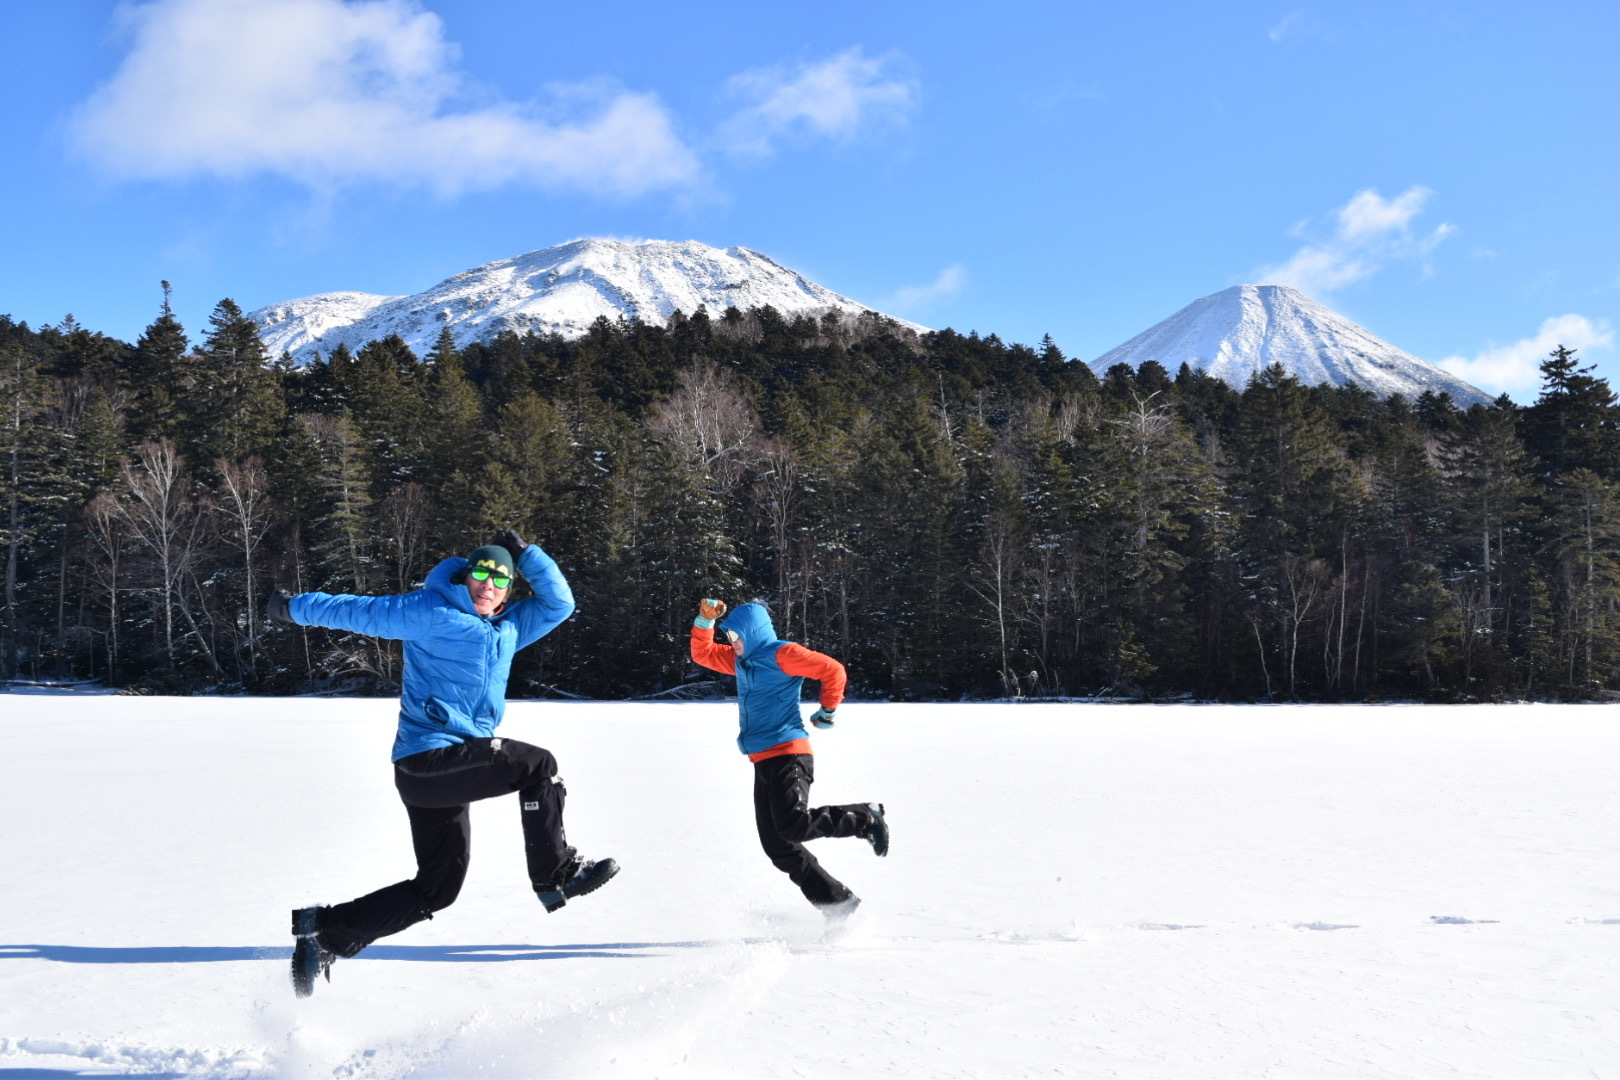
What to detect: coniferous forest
<box><xmin>4</xmin><ymin>289</ymin><xmax>1620</xmax><ymax>702</ymax></box>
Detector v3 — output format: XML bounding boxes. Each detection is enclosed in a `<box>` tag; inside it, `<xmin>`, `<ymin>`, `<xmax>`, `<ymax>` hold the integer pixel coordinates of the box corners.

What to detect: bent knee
<box><xmin>414</xmin><ymin>871</ymin><xmax>466</xmax><ymax>913</ymax></box>
<box><xmin>504</xmin><ymin>740</ymin><xmax>558</xmax><ymax>780</ymax></box>
<box><xmin>775</xmin><ymin>818</ymin><xmax>817</xmax><ymax>844</ymax></box>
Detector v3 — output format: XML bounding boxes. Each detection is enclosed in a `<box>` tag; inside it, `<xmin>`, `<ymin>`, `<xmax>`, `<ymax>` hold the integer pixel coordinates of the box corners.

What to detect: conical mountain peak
<box><xmin>1091</xmin><ymin>285</ymin><xmax>1489</xmax><ymax>405</ymax></box>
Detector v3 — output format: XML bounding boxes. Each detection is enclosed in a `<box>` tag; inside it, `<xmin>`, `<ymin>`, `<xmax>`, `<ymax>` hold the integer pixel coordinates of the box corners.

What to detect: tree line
<box><xmin>3</xmin><ymin>287</ymin><xmax>1618</xmax><ymax>701</ymax></box>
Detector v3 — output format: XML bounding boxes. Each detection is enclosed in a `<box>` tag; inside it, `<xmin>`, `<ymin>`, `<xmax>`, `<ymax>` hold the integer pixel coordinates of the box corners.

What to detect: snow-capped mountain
<box><xmin>1090</xmin><ymin>284</ymin><xmax>1490</xmax><ymax>405</ymax></box>
<box><xmin>250</xmin><ymin>238</ymin><xmax>915</xmax><ymax>364</ymax></box>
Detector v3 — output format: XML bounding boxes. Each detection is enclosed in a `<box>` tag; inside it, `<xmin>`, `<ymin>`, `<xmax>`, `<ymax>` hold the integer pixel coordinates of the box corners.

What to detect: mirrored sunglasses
<box><xmin>468</xmin><ymin>568</ymin><xmax>512</xmax><ymax>589</ymax></box>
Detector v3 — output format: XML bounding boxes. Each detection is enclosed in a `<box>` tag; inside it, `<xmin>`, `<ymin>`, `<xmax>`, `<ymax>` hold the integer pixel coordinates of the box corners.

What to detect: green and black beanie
<box><xmin>464</xmin><ymin>545</ymin><xmax>514</xmax><ymax>581</ymax></box>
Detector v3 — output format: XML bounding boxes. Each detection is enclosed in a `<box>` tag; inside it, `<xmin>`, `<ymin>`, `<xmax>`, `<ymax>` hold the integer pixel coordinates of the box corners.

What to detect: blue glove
<box><xmin>809</xmin><ymin>707</ymin><xmax>837</xmax><ymax>729</ymax></box>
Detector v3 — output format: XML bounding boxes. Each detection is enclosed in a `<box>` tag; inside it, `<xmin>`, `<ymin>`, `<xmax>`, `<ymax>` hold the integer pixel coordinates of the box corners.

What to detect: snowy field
<box><xmin>4</xmin><ymin>696</ymin><xmax>1620</xmax><ymax>1079</ymax></box>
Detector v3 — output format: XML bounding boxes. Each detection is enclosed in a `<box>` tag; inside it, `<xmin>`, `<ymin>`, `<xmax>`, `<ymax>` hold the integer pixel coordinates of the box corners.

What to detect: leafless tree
<box><xmin>753</xmin><ymin>437</ymin><xmax>801</xmax><ymax>635</ymax></box>
<box><xmin>115</xmin><ymin>440</ymin><xmax>199</xmax><ymax>667</ymax></box>
<box><xmin>83</xmin><ymin>491</ymin><xmax>126</xmax><ymax>679</ymax></box>
<box><xmin>214</xmin><ymin>457</ymin><xmax>272</xmax><ymax>679</ymax></box>
<box><xmin>378</xmin><ymin>481</ymin><xmax>432</xmax><ymax>592</ymax></box>
<box><xmin>645</xmin><ymin>359</ymin><xmax>761</xmax><ymax>492</ymax></box>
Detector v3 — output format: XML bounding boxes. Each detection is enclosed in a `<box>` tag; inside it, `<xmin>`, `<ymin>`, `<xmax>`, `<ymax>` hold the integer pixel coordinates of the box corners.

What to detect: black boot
<box><xmin>535</xmin><ymin>851</ymin><xmax>621</xmax><ymax>913</ymax></box>
<box><xmin>290</xmin><ymin>906</ymin><xmax>336</xmax><ymax>997</ymax></box>
<box><xmin>817</xmin><ymin>894</ymin><xmax>862</xmax><ymax>921</ymax></box>
<box><xmin>864</xmin><ymin>803</ymin><xmax>889</xmax><ymax>857</ymax></box>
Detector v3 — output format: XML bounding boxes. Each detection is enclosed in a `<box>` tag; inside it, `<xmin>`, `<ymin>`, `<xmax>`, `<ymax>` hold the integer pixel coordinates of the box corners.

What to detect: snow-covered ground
<box><xmin>4</xmin><ymin>697</ymin><xmax>1620</xmax><ymax>1078</ymax></box>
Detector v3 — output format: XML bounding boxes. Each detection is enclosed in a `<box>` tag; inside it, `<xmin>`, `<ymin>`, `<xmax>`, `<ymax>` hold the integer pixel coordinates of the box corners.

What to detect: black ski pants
<box><xmin>317</xmin><ymin>737</ymin><xmax>569</xmax><ymax>956</ymax></box>
<box><xmin>753</xmin><ymin>753</ymin><xmax>871</xmax><ymax>907</ymax></box>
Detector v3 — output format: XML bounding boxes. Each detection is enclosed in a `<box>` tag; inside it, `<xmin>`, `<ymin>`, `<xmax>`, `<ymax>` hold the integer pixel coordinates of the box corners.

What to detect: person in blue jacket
<box><xmin>689</xmin><ymin>598</ymin><xmax>887</xmax><ymax>918</ymax></box>
<box><xmin>267</xmin><ymin>528</ymin><xmax>617</xmax><ymax>997</ymax></box>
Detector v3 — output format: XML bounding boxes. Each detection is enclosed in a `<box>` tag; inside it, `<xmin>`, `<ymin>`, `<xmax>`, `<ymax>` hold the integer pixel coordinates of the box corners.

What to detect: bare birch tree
<box><xmin>214</xmin><ymin>457</ymin><xmax>272</xmax><ymax>680</ymax></box>
<box><xmin>115</xmin><ymin>440</ymin><xmax>197</xmax><ymax>667</ymax></box>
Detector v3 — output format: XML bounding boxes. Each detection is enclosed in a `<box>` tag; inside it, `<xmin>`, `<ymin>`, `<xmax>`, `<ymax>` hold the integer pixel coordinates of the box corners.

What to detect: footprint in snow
<box><xmin>1140</xmin><ymin>923</ymin><xmax>1205</xmax><ymax>931</ymax></box>
<box><xmin>1582</xmin><ymin>918</ymin><xmax>1620</xmax><ymax>925</ymax></box>
<box><xmin>1430</xmin><ymin>915</ymin><xmax>1499</xmax><ymax>924</ymax></box>
<box><xmin>1293</xmin><ymin>922</ymin><xmax>1358</xmax><ymax>931</ymax></box>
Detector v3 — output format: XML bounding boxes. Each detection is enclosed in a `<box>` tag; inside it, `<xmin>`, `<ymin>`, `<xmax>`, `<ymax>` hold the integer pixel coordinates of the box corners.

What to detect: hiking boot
<box><xmin>535</xmin><ymin>855</ymin><xmax>620</xmax><ymax>913</ymax></box>
<box><xmin>818</xmin><ymin>894</ymin><xmax>862</xmax><ymax>921</ymax></box>
<box><xmin>864</xmin><ymin>803</ymin><xmax>889</xmax><ymax>857</ymax></box>
<box><xmin>290</xmin><ymin>906</ymin><xmax>335</xmax><ymax>997</ymax></box>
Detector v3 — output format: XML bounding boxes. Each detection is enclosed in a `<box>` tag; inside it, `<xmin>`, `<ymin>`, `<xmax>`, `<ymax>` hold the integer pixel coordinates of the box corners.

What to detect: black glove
<box><xmin>266</xmin><ymin>587</ymin><xmax>295</xmax><ymax>625</ymax></box>
<box><xmin>492</xmin><ymin>528</ymin><xmax>527</xmax><ymax>557</ymax></box>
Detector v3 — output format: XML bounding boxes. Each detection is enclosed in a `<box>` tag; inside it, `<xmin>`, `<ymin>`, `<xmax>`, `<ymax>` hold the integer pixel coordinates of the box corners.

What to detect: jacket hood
<box><xmin>426</xmin><ymin>557</ymin><xmax>478</xmax><ymax>616</ymax></box>
<box><xmin>720</xmin><ymin>603</ymin><xmax>788</xmax><ymax>661</ymax></box>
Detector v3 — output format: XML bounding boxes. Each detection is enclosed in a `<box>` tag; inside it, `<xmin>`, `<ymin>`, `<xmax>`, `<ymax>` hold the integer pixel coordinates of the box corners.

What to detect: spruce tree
<box><xmin>1440</xmin><ymin>403</ymin><xmax>1533</xmax><ymax>688</ymax></box>
<box><xmin>0</xmin><ymin>343</ymin><xmax>70</xmax><ymax>677</ymax></box>
<box><xmin>1231</xmin><ymin>365</ymin><xmax>1364</xmax><ymax>696</ymax></box>
<box><xmin>1522</xmin><ymin>345</ymin><xmax>1620</xmax><ymax>478</ymax></box>
<box><xmin>126</xmin><ymin>282</ymin><xmax>191</xmax><ymax>444</ymax></box>
<box><xmin>184</xmin><ymin>298</ymin><xmax>281</xmax><ymax>464</ymax></box>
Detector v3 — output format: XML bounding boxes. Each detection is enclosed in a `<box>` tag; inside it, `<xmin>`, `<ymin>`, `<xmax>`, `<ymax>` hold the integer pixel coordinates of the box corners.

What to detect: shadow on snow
<box><xmin>0</xmin><ymin>941</ymin><xmax>712</xmax><ymax>964</ymax></box>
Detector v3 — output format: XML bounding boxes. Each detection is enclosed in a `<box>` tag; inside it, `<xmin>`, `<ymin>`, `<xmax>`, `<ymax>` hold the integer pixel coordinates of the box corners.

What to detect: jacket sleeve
<box><xmin>776</xmin><ymin>644</ymin><xmax>847</xmax><ymax>710</ymax></box>
<box><xmin>505</xmin><ymin>544</ymin><xmax>576</xmax><ymax>649</ymax></box>
<box><xmin>289</xmin><ymin>588</ymin><xmax>438</xmax><ymax>641</ymax></box>
<box><xmin>690</xmin><ymin>624</ymin><xmax>737</xmax><ymax>675</ymax></box>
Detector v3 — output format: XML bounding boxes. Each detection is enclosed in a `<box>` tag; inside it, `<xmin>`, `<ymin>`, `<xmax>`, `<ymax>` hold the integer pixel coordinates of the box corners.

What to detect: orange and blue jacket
<box><xmin>689</xmin><ymin>602</ymin><xmax>846</xmax><ymax>762</ymax></box>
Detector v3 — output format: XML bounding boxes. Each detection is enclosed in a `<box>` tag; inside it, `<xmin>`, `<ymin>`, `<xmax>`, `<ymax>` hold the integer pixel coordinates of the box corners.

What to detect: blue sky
<box><xmin>2</xmin><ymin>0</ymin><xmax>1615</xmax><ymax>400</ymax></box>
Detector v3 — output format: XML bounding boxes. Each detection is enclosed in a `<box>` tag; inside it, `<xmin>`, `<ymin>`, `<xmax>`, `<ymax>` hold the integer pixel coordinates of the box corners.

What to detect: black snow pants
<box><xmin>753</xmin><ymin>753</ymin><xmax>873</xmax><ymax>907</ymax></box>
<box><xmin>317</xmin><ymin>737</ymin><xmax>570</xmax><ymax>956</ymax></box>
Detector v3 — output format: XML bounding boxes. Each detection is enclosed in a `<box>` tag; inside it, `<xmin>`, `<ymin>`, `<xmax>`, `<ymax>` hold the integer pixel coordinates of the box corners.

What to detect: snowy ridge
<box><xmin>250</xmin><ymin>238</ymin><xmax>919</xmax><ymax>364</ymax></box>
<box><xmin>1091</xmin><ymin>284</ymin><xmax>1490</xmax><ymax>405</ymax></box>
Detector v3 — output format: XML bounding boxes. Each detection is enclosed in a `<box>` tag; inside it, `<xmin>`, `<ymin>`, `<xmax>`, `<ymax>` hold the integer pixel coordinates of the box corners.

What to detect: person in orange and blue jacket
<box><xmin>689</xmin><ymin>598</ymin><xmax>887</xmax><ymax>918</ymax></box>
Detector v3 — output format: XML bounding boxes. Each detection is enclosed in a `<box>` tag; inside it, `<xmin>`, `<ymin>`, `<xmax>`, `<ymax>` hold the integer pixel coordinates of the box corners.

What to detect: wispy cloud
<box><xmin>720</xmin><ymin>48</ymin><xmax>916</xmax><ymax>157</ymax></box>
<box><xmin>1439</xmin><ymin>314</ymin><xmax>1615</xmax><ymax>397</ymax></box>
<box><xmin>69</xmin><ymin>0</ymin><xmax>699</xmax><ymax>197</ymax></box>
<box><xmin>884</xmin><ymin>264</ymin><xmax>967</xmax><ymax>312</ymax></box>
<box><xmin>1256</xmin><ymin>186</ymin><xmax>1455</xmax><ymax>295</ymax></box>
<box><xmin>1268</xmin><ymin>11</ymin><xmax>1305</xmax><ymax>42</ymax></box>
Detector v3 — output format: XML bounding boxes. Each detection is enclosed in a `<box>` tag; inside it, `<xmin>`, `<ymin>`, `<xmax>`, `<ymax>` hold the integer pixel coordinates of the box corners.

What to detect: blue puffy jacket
<box><xmin>289</xmin><ymin>544</ymin><xmax>575</xmax><ymax>760</ymax></box>
<box><xmin>721</xmin><ymin>603</ymin><xmax>805</xmax><ymax>755</ymax></box>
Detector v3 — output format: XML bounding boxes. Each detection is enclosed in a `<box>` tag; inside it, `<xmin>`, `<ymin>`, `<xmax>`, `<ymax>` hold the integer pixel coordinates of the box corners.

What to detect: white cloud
<box><xmin>885</xmin><ymin>264</ymin><xmax>967</xmax><ymax>312</ymax></box>
<box><xmin>1268</xmin><ymin>11</ymin><xmax>1305</xmax><ymax>42</ymax></box>
<box><xmin>69</xmin><ymin>0</ymin><xmax>699</xmax><ymax>196</ymax></box>
<box><xmin>1256</xmin><ymin>186</ymin><xmax>1455</xmax><ymax>295</ymax></box>
<box><xmin>720</xmin><ymin>48</ymin><xmax>916</xmax><ymax>157</ymax></box>
<box><xmin>1439</xmin><ymin>314</ymin><xmax>1615</xmax><ymax>397</ymax></box>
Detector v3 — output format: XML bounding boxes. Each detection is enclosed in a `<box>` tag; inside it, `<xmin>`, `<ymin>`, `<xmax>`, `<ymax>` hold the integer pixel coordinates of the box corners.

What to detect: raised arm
<box><xmin>505</xmin><ymin>542</ymin><xmax>576</xmax><ymax>649</ymax></box>
<box><xmin>689</xmin><ymin>597</ymin><xmax>737</xmax><ymax>674</ymax></box>
<box><xmin>289</xmin><ymin>588</ymin><xmax>437</xmax><ymax>640</ymax></box>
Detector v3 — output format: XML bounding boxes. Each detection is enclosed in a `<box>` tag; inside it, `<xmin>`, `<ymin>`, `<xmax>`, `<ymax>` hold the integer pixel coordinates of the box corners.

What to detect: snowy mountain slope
<box><xmin>250</xmin><ymin>238</ymin><xmax>919</xmax><ymax>364</ymax></box>
<box><xmin>1090</xmin><ymin>284</ymin><xmax>1491</xmax><ymax>405</ymax></box>
<box><xmin>5</xmin><ymin>697</ymin><xmax>1620</xmax><ymax>1078</ymax></box>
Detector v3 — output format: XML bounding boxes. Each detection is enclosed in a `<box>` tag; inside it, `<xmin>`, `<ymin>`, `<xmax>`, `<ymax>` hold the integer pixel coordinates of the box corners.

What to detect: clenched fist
<box><xmin>695</xmin><ymin>597</ymin><xmax>728</xmax><ymax>629</ymax></box>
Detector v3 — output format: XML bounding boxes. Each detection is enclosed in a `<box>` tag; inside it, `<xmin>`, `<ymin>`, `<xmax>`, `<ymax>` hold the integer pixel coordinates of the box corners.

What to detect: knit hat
<box><xmin>464</xmin><ymin>544</ymin><xmax>514</xmax><ymax>581</ymax></box>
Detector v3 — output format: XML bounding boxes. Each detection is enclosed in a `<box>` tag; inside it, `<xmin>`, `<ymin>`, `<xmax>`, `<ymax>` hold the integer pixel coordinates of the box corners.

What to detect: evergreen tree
<box><xmin>1522</xmin><ymin>345</ymin><xmax>1620</xmax><ymax>478</ymax></box>
<box><xmin>184</xmin><ymin>298</ymin><xmax>281</xmax><ymax>464</ymax></box>
<box><xmin>349</xmin><ymin>335</ymin><xmax>429</xmax><ymax>491</ymax></box>
<box><xmin>0</xmin><ymin>343</ymin><xmax>71</xmax><ymax>676</ymax></box>
<box><xmin>126</xmin><ymin>282</ymin><xmax>192</xmax><ymax>443</ymax></box>
<box><xmin>1546</xmin><ymin>468</ymin><xmax>1620</xmax><ymax>691</ymax></box>
<box><xmin>1096</xmin><ymin>387</ymin><xmax>1215</xmax><ymax>694</ymax></box>
<box><xmin>1231</xmin><ymin>366</ymin><xmax>1363</xmax><ymax>696</ymax></box>
<box><xmin>1440</xmin><ymin>403</ymin><xmax>1533</xmax><ymax>688</ymax></box>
